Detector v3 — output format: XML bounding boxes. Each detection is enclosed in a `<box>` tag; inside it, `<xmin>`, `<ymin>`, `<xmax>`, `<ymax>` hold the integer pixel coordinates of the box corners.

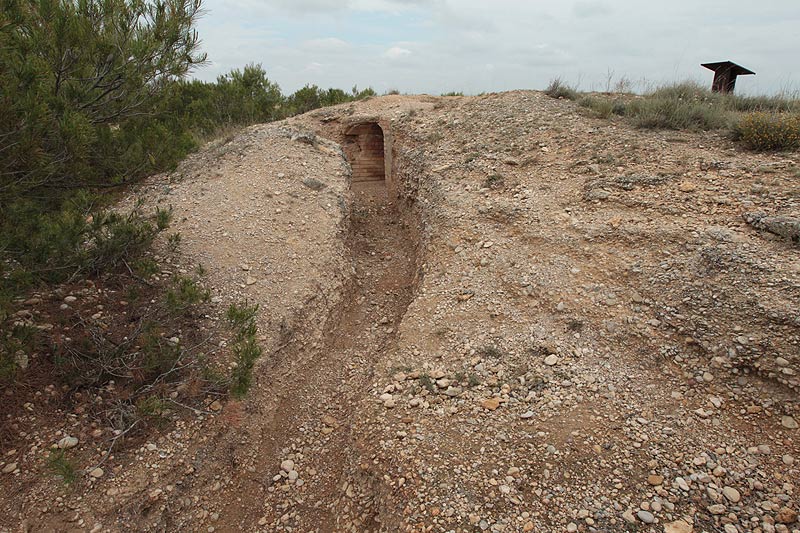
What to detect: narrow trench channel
<box><xmin>232</xmin><ymin>135</ymin><xmax>423</xmax><ymax>532</ymax></box>
<box><xmin>313</xmin><ymin>157</ymin><xmax>422</xmax><ymax>531</ymax></box>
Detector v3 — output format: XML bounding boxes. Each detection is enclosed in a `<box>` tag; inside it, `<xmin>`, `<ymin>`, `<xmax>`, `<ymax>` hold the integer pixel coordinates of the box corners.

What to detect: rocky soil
<box><xmin>2</xmin><ymin>92</ymin><xmax>798</xmax><ymax>533</ymax></box>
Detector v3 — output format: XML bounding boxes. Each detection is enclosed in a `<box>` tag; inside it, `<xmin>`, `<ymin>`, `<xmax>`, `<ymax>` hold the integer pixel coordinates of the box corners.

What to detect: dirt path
<box><xmin>210</xmin><ymin>180</ymin><xmax>419</xmax><ymax>532</ymax></box>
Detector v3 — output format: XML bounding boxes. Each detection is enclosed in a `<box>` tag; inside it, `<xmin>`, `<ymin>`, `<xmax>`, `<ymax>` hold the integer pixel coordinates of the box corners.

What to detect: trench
<box><xmin>212</xmin><ymin>124</ymin><xmax>423</xmax><ymax>532</ymax></box>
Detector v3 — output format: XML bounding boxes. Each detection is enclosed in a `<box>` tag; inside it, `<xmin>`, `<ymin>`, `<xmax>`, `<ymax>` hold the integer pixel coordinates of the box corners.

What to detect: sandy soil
<box><xmin>2</xmin><ymin>92</ymin><xmax>798</xmax><ymax>533</ymax></box>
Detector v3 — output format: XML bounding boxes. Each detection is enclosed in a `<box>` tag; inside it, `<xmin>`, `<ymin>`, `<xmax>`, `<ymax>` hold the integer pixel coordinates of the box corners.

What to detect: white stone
<box><xmin>58</xmin><ymin>436</ymin><xmax>79</xmax><ymax>449</ymax></box>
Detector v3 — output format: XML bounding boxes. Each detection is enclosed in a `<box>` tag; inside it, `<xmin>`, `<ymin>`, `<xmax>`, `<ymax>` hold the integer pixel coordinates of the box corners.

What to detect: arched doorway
<box><xmin>343</xmin><ymin>123</ymin><xmax>385</xmax><ymax>184</ymax></box>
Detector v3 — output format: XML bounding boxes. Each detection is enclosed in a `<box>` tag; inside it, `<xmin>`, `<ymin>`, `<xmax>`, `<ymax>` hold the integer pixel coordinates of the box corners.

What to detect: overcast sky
<box><xmin>192</xmin><ymin>0</ymin><xmax>800</xmax><ymax>96</ymax></box>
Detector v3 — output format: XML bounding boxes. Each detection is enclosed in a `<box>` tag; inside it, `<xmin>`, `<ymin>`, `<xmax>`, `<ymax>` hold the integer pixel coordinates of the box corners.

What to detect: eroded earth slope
<box><xmin>2</xmin><ymin>92</ymin><xmax>799</xmax><ymax>533</ymax></box>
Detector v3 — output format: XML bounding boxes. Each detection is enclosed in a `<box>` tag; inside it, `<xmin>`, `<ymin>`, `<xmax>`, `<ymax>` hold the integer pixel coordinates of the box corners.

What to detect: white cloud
<box><xmin>572</xmin><ymin>0</ymin><xmax>612</xmax><ymax>18</ymax></box>
<box><xmin>302</xmin><ymin>38</ymin><xmax>351</xmax><ymax>51</ymax></box>
<box><xmin>194</xmin><ymin>0</ymin><xmax>800</xmax><ymax>95</ymax></box>
<box><xmin>384</xmin><ymin>46</ymin><xmax>412</xmax><ymax>59</ymax></box>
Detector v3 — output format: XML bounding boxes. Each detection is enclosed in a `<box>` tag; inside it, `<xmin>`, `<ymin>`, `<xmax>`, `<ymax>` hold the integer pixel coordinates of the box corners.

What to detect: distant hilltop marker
<box><xmin>701</xmin><ymin>61</ymin><xmax>755</xmax><ymax>93</ymax></box>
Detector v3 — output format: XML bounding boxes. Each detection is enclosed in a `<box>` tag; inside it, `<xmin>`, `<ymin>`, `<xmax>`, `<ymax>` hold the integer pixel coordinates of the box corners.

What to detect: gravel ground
<box><xmin>1</xmin><ymin>92</ymin><xmax>798</xmax><ymax>533</ymax></box>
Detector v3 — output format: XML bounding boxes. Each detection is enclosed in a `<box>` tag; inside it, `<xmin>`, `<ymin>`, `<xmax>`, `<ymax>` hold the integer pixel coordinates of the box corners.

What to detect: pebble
<box><xmin>708</xmin><ymin>504</ymin><xmax>726</xmax><ymax>515</ymax></box>
<box><xmin>636</xmin><ymin>510</ymin><xmax>655</xmax><ymax>524</ymax></box>
<box><xmin>663</xmin><ymin>520</ymin><xmax>693</xmax><ymax>533</ymax></box>
<box><xmin>2</xmin><ymin>463</ymin><xmax>17</xmax><ymax>474</ymax></box>
<box><xmin>781</xmin><ymin>416</ymin><xmax>798</xmax><ymax>429</ymax></box>
<box><xmin>722</xmin><ymin>486</ymin><xmax>741</xmax><ymax>503</ymax></box>
<box><xmin>544</xmin><ymin>354</ymin><xmax>559</xmax><ymax>366</ymax></box>
<box><xmin>280</xmin><ymin>460</ymin><xmax>294</xmax><ymax>473</ymax></box>
<box><xmin>481</xmin><ymin>398</ymin><xmax>502</xmax><ymax>411</ymax></box>
<box><xmin>89</xmin><ymin>467</ymin><xmax>104</xmax><ymax>478</ymax></box>
<box><xmin>57</xmin><ymin>436</ymin><xmax>79</xmax><ymax>449</ymax></box>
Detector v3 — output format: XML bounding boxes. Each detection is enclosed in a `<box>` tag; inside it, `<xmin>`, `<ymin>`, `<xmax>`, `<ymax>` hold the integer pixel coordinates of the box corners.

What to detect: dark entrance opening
<box><xmin>344</xmin><ymin>123</ymin><xmax>385</xmax><ymax>184</ymax></box>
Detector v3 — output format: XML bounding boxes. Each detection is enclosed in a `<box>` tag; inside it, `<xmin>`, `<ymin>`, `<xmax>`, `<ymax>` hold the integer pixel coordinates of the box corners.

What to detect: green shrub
<box><xmin>0</xmin><ymin>324</ymin><xmax>38</xmax><ymax>381</ymax></box>
<box><xmin>545</xmin><ymin>78</ymin><xmax>579</xmax><ymax>100</ymax></box>
<box><xmin>0</xmin><ymin>0</ymin><xmax>205</xmax><ymax>203</ymax></box>
<box><xmin>576</xmin><ymin>82</ymin><xmax>800</xmax><ymax>139</ymax></box>
<box><xmin>47</xmin><ymin>451</ymin><xmax>77</xmax><ymax>485</ymax></box>
<box><xmin>579</xmin><ymin>97</ymin><xmax>615</xmax><ymax>118</ymax></box>
<box><xmin>165</xmin><ymin>275</ymin><xmax>210</xmax><ymax>314</ymax></box>
<box><xmin>0</xmin><ymin>197</ymin><xmax>169</xmax><ymax>308</ymax></box>
<box><xmin>733</xmin><ymin>113</ymin><xmax>800</xmax><ymax>151</ymax></box>
<box><xmin>226</xmin><ymin>303</ymin><xmax>262</xmax><ymax>398</ymax></box>
<box><xmin>625</xmin><ymin>96</ymin><xmax>730</xmax><ymax>131</ymax></box>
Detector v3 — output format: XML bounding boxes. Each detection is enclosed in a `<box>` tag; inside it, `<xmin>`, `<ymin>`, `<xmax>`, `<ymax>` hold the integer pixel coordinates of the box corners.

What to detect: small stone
<box><xmin>89</xmin><ymin>467</ymin><xmax>104</xmax><ymax>478</ymax></box>
<box><xmin>245</xmin><ymin>276</ymin><xmax>257</xmax><ymax>286</ymax></box>
<box><xmin>209</xmin><ymin>400</ymin><xmax>223</xmax><ymax>412</ymax></box>
<box><xmin>707</xmin><ymin>504</ymin><xmax>726</xmax><ymax>515</ymax></box>
<box><xmin>566</xmin><ymin>523</ymin><xmax>578</xmax><ymax>532</ymax></box>
<box><xmin>647</xmin><ymin>474</ymin><xmax>664</xmax><ymax>486</ymax></box>
<box><xmin>622</xmin><ymin>509</ymin><xmax>636</xmax><ymax>524</ymax></box>
<box><xmin>544</xmin><ymin>354</ymin><xmax>559</xmax><ymax>366</ymax></box>
<box><xmin>777</xmin><ymin>506</ymin><xmax>797</xmax><ymax>524</ymax></box>
<box><xmin>781</xmin><ymin>416</ymin><xmax>798</xmax><ymax>429</ymax></box>
<box><xmin>481</xmin><ymin>397</ymin><xmax>502</xmax><ymax>411</ymax></box>
<box><xmin>280</xmin><ymin>460</ymin><xmax>294</xmax><ymax>473</ymax></box>
<box><xmin>722</xmin><ymin>486</ymin><xmax>741</xmax><ymax>503</ymax></box>
<box><xmin>444</xmin><ymin>386</ymin><xmax>462</xmax><ymax>397</ymax></box>
<box><xmin>678</xmin><ymin>181</ymin><xmax>697</xmax><ymax>192</ymax></box>
<box><xmin>58</xmin><ymin>436</ymin><xmax>79</xmax><ymax>449</ymax></box>
<box><xmin>287</xmin><ymin>470</ymin><xmax>299</xmax><ymax>481</ymax></box>
<box><xmin>637</xmin><ymin>510</ymin><xmax>655</xmax><ymax>524</ymax></box>
<box><xmin>2</xmin><ymin>463</ymin><xmax>17</xmax><ymax>474</ymax></box>
<box><xmin>783</xmin><ymin>454</ymin><xmax>795</xmax><ymax>465</ymax></box>
<box><xmin>663</xmin><ymin>520</ymin><xmax>693</xmax><ymax>533</ymax></box>
<box><xmin>64</xmin><ymin>296</ymin><xmax>77</xmax><ymax>303</ymax></box>
<box><xmin>520</xmin><ymin>411</ymin><xmax>534</xmax><ymax>419</ymax></box>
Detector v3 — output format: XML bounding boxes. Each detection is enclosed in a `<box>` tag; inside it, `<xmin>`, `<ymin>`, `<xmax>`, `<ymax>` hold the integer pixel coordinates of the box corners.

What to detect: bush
<box><xmin>626</xmin><ymin>96</ymin><xmax>731</xmax><ymax>131</ymax></box>
<box><xmin>579</xmin><ymin>97</ymin><xmax>614</xmax><ymax>118</ymax></box>
<box><xmin>580</xmin><ymin>82</ymin><xmax>799</xmax><ymax>138</ymax></box>
<box><xmin>733</xmin><ymin>113</ymin><xmax>800</xmax><ymax>151</ymax></box>
<box><xmin>226</xmin><ymin>303</ymin><xmax>262</xmax><ymax>398</ymax></box>
<box><xmin>545</xmin><ymin>78</ymin><xmax>579</xmax><ymax>100</ymax></box>
<box><xmin>0</xmin><ymin>0</ymin><xmax>206</xmax><ymax>202</ymax></box>
<box><xmin>0</xmin><ymin>197</ymin><xmax>169</xmax><ymax>306</ymax></box>
<box><xmin>165</xmin><ymin>274</ymin><xmax>211</xmax><ymax>315</ymax></box>
<box><xmin>47</xmin><ymin>451</ymin><xmax>77</xmax><ymax>485</ymax></box>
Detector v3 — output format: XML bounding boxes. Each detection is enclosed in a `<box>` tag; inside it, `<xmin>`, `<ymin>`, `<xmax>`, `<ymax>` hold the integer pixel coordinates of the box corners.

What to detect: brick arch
<box><xmin>343</xmin><ymin>122</ymin><xmax>385</xmax><ymax>184</ymax></box>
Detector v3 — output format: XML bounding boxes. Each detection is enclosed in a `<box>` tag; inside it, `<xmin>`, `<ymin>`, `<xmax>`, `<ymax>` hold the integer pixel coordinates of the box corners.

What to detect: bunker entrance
<box><xmin>344</xmin><ymin>123</ymin><xmax>386</xmax><ymax>185</ymax></box>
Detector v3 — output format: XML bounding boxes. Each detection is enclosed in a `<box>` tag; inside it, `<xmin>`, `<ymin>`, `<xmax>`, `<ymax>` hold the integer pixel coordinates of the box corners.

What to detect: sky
<box><xmin>192</xmin><ymin>0</ymin><xmax>800</xmax><ymax>96</ymax></box>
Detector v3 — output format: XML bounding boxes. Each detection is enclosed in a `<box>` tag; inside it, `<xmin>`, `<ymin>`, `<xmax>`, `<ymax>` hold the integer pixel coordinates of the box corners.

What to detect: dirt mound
<box><xmin>2</xmin><ymin>92</ymin><xmax>798</xmax><ymax>532</ymax></box>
